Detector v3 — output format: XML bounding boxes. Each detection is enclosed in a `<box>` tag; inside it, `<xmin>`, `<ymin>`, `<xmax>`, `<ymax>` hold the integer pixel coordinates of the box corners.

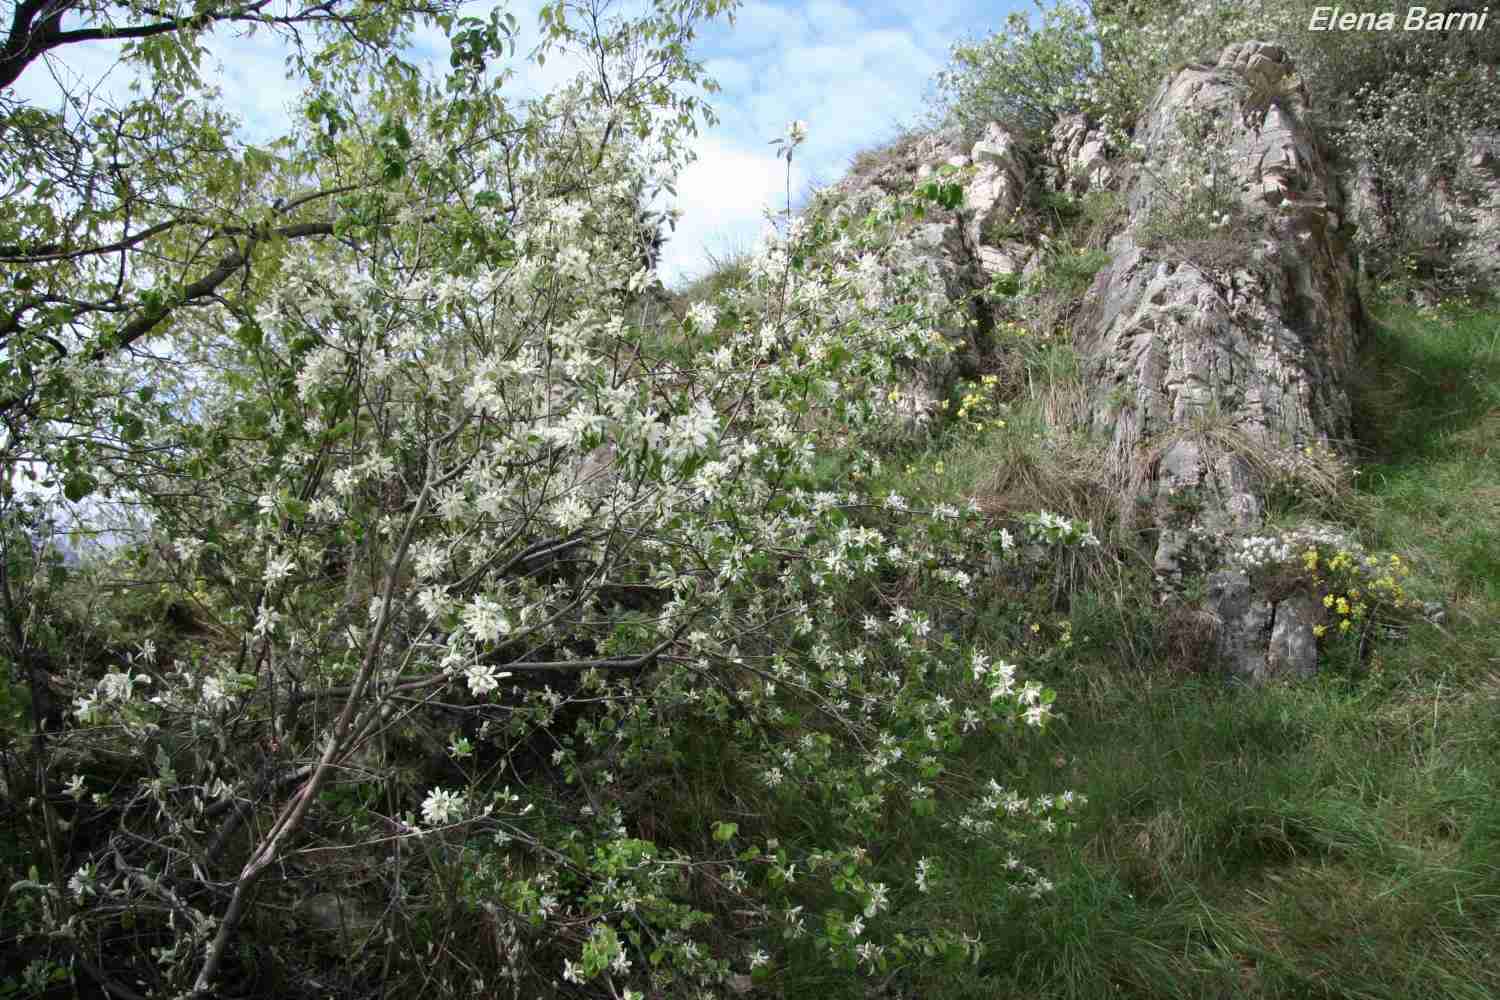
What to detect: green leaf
<box><xmin>234</xmin><ymin>323</ymin><xmax>263</xmax><ymax>349</ymax></box>
<box><xmin>118</xmin><ymin>413</ymin><xmax>144</xmax><ymax>442</ymax></box>
<box><xmin>62</xmin><ymin>472</ymin><xmax>97</xmax><ymax>503</ymax></box>
<box><xmin>154</xmin><ymin>745</ymin><xmax>176</xmax><ymax>782</ymax></box>
<box><xmin>712</xmin><ymin>820</ymin><xmax>738</xmax><ymax>843</ymax></box>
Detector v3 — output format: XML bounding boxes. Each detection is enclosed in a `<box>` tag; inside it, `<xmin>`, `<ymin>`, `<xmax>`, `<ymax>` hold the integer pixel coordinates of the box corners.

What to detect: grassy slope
<box><xmin>803</xmin><ymin>295</ymin><xmax>1500</xmax><ymax>999</ymax></box>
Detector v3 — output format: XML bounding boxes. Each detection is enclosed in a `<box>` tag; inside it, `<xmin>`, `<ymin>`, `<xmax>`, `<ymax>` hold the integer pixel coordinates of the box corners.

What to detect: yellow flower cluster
<box><xmin>954</xmin><ymin>374</ymin><xmax>1005</xmax><ymax>429</ymax></box>
<box><xmin>1302</xmin><ymin>548</ymin><xmax>1411</xmax><ymax>640</ymax></box>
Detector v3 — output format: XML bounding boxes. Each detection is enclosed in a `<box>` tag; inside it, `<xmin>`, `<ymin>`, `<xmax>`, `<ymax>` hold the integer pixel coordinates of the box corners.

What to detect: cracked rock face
<box><xmin>834</xmin><ymin>123</ymin><xmax>1033</xmax><ymax>292</ymax></box>
<box><xmin>1048</xmin><ymin>114</ymin><xmax>1115</xmax><ymax>195</ymax></box>
<box><xmin>1076</xmin><ymin>41</ymin><xmax>1362</xmax><ymax>682</ymax></box>
<box><xmin>825</xmin><ymin>123</ymin><xmax>1035</xmax><ymax>416</ymax></box>
<box><xmin>814</xmin><ymin>42</ymin><xmax>1368</xmax><ymax>683</ymax></box>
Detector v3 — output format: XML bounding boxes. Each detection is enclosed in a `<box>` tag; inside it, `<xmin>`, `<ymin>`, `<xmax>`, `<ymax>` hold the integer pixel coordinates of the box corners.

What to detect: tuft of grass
<box><xmin>671</xmin><ymin>246</ymin><xmax>754</xmax><ymax>307</ymax></box>
<box><xmin>847</xmin><ymin>129</ymin><xmax>927</xmax><ymax>179</ymax></box>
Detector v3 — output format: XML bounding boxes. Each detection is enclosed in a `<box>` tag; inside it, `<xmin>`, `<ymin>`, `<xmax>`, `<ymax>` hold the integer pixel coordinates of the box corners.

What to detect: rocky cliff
<box><xmin>1078</xmin><ymin>40</ymin><xmax>1361</xmax><ymax>682</ymax></box>
<box><xmin>822</xmin><ymin>40</ymin><xmax>1476</xmax><ymax>682</ymax></box>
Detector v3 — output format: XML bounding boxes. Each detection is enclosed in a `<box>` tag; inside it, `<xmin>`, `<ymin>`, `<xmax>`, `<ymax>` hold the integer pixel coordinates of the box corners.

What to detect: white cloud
<box><xmin>728</xmin><ymin>2</ymin><xmax>804</xmax><ymax>46</ymax></box>
<box><xmin>660</xmin><ymin>136</ymin><xmax>798</xmax><ymax>283</ymax></box>
<box><xmin>805</xmin><ymin>0</ymin><xmax>862</xmax><ymax>37</ymax></box>
<box><xmin>201</xmin><ymin>34</ymin><xmax>305</xmax><ymax>142</ymax></box>
<box><xmin>656</xmin><ymin>2</ymin><xmax>983</xmax><ymax>284</ymax></box>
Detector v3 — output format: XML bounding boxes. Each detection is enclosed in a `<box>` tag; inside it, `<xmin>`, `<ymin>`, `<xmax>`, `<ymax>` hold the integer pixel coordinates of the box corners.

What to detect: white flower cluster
<box><xmin>1230</xmin><ymin>523</ymin><xmax>1354</xmax><ymax>572</ymax></box>
<box><xmin>953</xmin><ymin>779</ymin><xmax>1087</xmax><ymax>857</ymax></box>
<box><xmin>49</xmin><ymin>94</ymin><xmax>1091</xmax><ymax>992</ymax></box>
<box><xmin>1022</xmin><ymin>510</ymin><xmax>1101</xmax><ymax>548</ymax></box>
<box><xmin>461</xmin><ymin>594</ymin><xmax>512</xmax><ymax>644</ymax></box>
<box><xmin>74</xmin><ymin>669</ymin><xmax>152</xmax><ymax>723</ymax></box>
<box><xmin>420</xmin><ymin>787</ymin><xmax>465</xmax><ymax>827</ymax></box>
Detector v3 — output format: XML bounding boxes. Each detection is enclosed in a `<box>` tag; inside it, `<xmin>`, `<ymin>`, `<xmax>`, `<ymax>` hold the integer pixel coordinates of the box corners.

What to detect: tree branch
<box><xmin>0</xmin><ymin>1</ymin><xmax>282</xmax><ymax>92</ymax></box>
<box><xmin>190</xmin><ymin>439</ymin><xmax>440</xmax><ymax>996</ymax></box>
<box><xmin>0</xmin><ymin>219</ymin><xmax>181</xmax><ymax>264</ymax></box>
<box><xmin>92</xmin><ymin>220</ymin><xmax>333</xmax><ymax>361</ymax></box>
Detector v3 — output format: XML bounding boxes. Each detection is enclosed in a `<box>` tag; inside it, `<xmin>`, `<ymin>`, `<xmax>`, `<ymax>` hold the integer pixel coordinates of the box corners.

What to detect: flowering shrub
<box><xmin>1020</xmin><ymin>510</ymin><xmax>1101</xmax><ymax>549</ymax></box>
<box><xmin>932</xmin><ymin>0</ymin><xmax>1099</xmax><ymax>142</ymax></box>
<box><xmin>1339</xmin><ymin>59</ymin><xmax>1500</xmax><ymax>289</ymax></box>
<box><xmin>1232</xmin><ymin>525</ymin><xmax>1414</xmax><ymax>653</ymax></box>
<box><xmin>935</xmin><ymin>0</ymin><xmax>1498</xmax><ymax>289</ymax></box>
<box><xmin>1134</xmin><ymin>108</ymin><xmax>1248</xmax><ymax>249</ymax></box>
<box><xmin>3</xmin><ymin>14</ymin><xmax>1084</xmax><ymax>989</ymax></box>
<box><xmin>952</xmin><ymin>373</ymin><xmax>1005</xmax><ymax>428</ymax></box>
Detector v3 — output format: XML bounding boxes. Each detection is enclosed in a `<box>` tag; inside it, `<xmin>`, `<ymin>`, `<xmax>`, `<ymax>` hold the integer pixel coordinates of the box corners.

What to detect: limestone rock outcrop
<box><xmin>1075</xmin><ymin>41</ymin><xmax>1361</xmax><ymax>681</ymax></box>
<box><xmin>1047</xmin><ymin>113</ymin><xmax>1115</xmax><ymax>195</ymax></box>
<box><xmin>822</xmin><ymin>114</ymin><xmax>1122</xmax><ymax>423</ymax></box>
<box><xmin>813</xmin><ymin>41</ymin><xmax>1374</xmax><ymax>682</ymax></box>
<box><xmin>825</xmin><ymin>123</ymin><xmax>1033</xmax><ymax>386</ymax></box>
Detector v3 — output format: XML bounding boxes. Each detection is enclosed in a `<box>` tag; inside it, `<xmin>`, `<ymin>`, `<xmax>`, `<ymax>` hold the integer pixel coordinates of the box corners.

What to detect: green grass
<box><xmin>946</xmin><ymin>671</ymin><xmax>1500</xmax><ymax>999</ymax></box>
<box><xmin>758</xmin><ymin>293</ymin><xmax>1500</xmax><ymax>998</ymax></box>
<box><xmin>973</xmin><ymin>295</ymin><xmax>1500</xmax><ymax>999</ymax></box>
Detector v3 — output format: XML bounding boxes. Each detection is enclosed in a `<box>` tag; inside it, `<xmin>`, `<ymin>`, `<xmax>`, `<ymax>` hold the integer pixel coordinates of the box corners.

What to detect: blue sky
<box><xmin>666</xmin><ymin>1</ymin><xmax>1023</xmax><ymax>282</ymax></box>
<box><xmin>11</xmin><ymin>0</ymin><xmax>1025</xmax><ymax>285</ymax></box>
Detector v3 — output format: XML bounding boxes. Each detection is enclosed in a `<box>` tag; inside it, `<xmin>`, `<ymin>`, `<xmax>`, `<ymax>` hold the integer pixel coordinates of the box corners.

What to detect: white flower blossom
<box><xmin>174</xmin><ymin>536</ymin><xmax>205</xmax><ymax>563</ymax></box>
<box><xmin>202</xmin><ymin>676</ymin><xmax>232</xmax><ymax>710</ymax></box>
<box><xmin>465</xmin><ymin>663</ymin><xmax>511</xmax><ymax>697</ymax></box>
<box><xmin>421</xmin><ymin>787</ymin><xmax>464</xmax><ymax>826</ymax></box>
<box><xmin>461</xmin><ymin>595</ymin><xmax>511</xmax><ymax>644</ymax></box>
<box><xmin>98</xmin><ymin>670</ymin><xmax>147</xmax><ymax>702</ymax></box>
<box><xmin>252</xmin><ymin>603</ymin><xmax>281</xmax><ymax>638</ymax></box>
<box><xmin>263</xmin><ymin>551</ymin><xmax>295</xmax><ymax>587</ymax></box>
<box><xmin>687</xmin><ymin>301</ymin><xmax>718</xmax><ymax>329</ymax></box>
<box><xmin>68</xmin><ymin>863</ymin><xmax>97</xmax><ymax>901</ymax></box>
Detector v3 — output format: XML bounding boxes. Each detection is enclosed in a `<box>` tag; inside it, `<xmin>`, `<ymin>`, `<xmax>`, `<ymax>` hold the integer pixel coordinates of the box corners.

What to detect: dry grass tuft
<box><xmin>1161</xmin><ymin>603</ymin><xmax>1223</xmax><ymax>674</ymax></box>
<box><xmin>969</xmin><ymin>424</ymin><xmax>1113</xmax><ymax>529</ymax></box>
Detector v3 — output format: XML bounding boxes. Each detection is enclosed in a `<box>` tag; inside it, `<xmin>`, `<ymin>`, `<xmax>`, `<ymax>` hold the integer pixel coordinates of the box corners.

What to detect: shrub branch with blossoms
<box><xmin>6</xmin><ymin>12</ymin><xmax>1084</xmax><ymax>995</ymax></box>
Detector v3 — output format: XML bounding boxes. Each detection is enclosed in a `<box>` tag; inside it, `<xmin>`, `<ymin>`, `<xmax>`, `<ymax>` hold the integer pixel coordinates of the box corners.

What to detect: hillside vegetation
<box><xmin>2</xmin><ymin>1</ymin><xmax>1497</xmax><ymax>998</ymax></box>
<box><xmin>759</xmin><ymin>291</ymin><xmax>1500</xmax><ymax>999</ymax></box>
